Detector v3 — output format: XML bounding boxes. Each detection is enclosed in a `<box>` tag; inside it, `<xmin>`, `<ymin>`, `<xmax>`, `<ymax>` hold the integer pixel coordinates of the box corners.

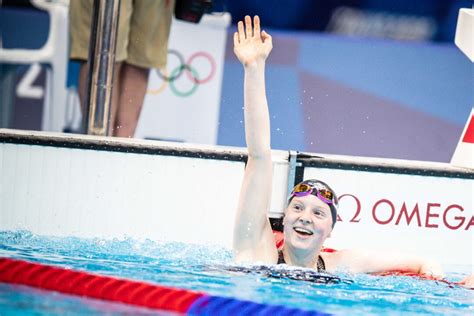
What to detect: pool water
<box><xmin>0</xmin><ymin>231</ymin><xmax>472</xmax><ymax>315</ymax></box>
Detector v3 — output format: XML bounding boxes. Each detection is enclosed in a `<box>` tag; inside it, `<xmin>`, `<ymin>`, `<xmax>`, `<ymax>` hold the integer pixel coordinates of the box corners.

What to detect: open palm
<box><xmin>234</xmin><ymin>15</ymin><xmax>272</xmax><ymax>66</ymax></box>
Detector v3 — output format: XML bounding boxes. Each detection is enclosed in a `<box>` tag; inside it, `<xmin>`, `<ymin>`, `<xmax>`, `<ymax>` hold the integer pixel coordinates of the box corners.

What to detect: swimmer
<box><xmin>232</xmin><ymin>15</ymin><xmax>473</xmax><ymax>288</ymax></box>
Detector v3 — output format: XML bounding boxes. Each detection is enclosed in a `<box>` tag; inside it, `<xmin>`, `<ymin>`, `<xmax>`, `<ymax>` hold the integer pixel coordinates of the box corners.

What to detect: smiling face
<box><xmin>283</xmin><ymin>194</ymin><xmax>333</xmax><ymax>255</ymax></box>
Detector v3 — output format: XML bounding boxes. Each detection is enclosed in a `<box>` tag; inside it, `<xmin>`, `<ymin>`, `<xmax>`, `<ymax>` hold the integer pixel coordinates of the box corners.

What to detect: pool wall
<box><xmin>0</xmin><ymin>129</ymin><xmax>472</xmax><ymax>265</ymax></box>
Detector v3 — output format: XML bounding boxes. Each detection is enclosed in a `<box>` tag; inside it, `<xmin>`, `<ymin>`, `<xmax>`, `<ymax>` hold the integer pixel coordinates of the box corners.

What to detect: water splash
<box><xmin>0</xmin><ymin>231</ymin><xmax>472</xmax><ymax>315</ymax></box>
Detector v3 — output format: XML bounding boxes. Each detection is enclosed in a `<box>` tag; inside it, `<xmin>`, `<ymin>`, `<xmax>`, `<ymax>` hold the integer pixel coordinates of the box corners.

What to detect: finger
<box><xmin>253</xmin><ymin>15</ymin><xmax>261</xmax><ymax>39</ymax></box>
<box><xmin>262</xmin><ymin>30</ymin><xmax>272</xmax><ymax>43</ymax></box>
<box><xmin>245</xmin><ymin>15</ymin><xmax>252</xmax><ymax>39</ymax></box>
<box><xmin>237</xmin><ymin>21</ymin><xmax>244</xmax><ymax>41</ymax></box>
<box><xmin>233</xmin><ymin>32</ymin><xmax>239</xmax><ymax>46</ymax></box>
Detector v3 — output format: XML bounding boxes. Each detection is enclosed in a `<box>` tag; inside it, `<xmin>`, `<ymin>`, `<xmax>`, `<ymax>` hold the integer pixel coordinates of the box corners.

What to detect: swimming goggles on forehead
<box><xmin>290</xmin><ymin>182</ymin><xmax>336</xmax><ymax>205</ymax></box>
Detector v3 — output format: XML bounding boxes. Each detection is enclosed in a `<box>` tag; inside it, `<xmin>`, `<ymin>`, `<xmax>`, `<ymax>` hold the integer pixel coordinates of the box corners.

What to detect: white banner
<box><xmin>304</xmin><ymin>167</ymin><xmax>473</xmax><ymax>266</ymax></box>
<box><xmin>135</xmin><ymin>14</ymin><xmax>231</xmax><ymax>144</ymax></box>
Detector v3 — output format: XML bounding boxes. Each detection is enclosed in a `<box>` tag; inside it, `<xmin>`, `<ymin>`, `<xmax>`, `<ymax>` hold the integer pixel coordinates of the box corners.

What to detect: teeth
<box><xmin>294</xmin><ymin>227</ymin><xmax>313</xmax><ymax>235</ymax></box>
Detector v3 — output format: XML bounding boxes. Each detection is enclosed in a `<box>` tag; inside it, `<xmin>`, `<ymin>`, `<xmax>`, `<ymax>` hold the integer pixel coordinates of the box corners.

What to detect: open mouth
<box><xmin>293</xmin><ymin>227</ymin><xmax>313</xmax><ymax>236</ymax></box>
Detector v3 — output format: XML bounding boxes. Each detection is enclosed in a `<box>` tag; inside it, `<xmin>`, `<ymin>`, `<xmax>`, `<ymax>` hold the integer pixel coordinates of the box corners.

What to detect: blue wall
<box><xmin>218</xmin><ymin>30</ymin><xmax>473</xmax><ymax>162</ymax></box>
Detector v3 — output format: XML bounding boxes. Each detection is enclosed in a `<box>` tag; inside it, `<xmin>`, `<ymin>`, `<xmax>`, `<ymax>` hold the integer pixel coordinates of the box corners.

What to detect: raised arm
<box><xmin>232</xmin><ymin>16</ymin><xmax>277</xmax><ymax>263</ymax></box>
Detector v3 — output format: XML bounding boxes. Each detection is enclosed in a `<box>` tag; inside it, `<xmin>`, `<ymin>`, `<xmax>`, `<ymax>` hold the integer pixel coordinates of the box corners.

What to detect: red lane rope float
<box><xmin>0</xmin><ymin>257</ymin><xmax>203</xmax><ymax>313</ymax></box>
<box><xmin>0</xmin><ymin>257</ymin><xmax>331</xmax><ymax>315</ymax></box>
<box><xmin>373</xmin><ymin>271</ymin><xmax>465</xmax><ymax>288</ymax></box>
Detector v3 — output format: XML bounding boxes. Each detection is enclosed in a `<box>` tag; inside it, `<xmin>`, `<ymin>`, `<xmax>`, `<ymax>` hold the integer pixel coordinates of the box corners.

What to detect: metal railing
<box><xmin>84</xmin><ymin>0</ymin><xmax>121</xmax><ymax>136</ymax></box>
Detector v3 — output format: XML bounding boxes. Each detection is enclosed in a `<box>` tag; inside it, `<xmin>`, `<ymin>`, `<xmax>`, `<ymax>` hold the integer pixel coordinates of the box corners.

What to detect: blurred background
<box><xmin>5</xmin><ymin>0</ymin><xmax>470</xmax><ymax>42</ymax></box>
<box><xmin>220</xmin><ymin>0</ymin><xmax>470</xmax><ymax>42</ymax></box>
<box><xmin>1</xmin><ymin>0</ymin><xmax>472</xmax><ymax>162</ymax></box>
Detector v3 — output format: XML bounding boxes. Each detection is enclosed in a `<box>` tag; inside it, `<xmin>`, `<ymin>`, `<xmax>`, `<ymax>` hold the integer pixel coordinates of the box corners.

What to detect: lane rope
<box><xmin>0</xmin><ymin>257</ymin><xmax>329</xmax><ymax>315</ymax></box>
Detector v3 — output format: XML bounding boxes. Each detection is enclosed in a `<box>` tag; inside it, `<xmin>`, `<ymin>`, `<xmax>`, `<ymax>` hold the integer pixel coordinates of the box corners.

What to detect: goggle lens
<box><xmin>292</xmin><ymin>183</ymin><xmax>312</xmax><ymax>194</ymax></box>
<box><xmin>319</xmin><ymin>189</ymin><xmax>333</xmax><ymax>201</ymax></box>
<box><xmin>290</xmin><ymin>182</ymin><xmax>335</xmax><ymax>205</ymax></box>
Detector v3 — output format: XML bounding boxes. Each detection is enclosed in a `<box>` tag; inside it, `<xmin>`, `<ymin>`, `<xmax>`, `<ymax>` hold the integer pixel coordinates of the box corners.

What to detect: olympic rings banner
<box><xmin>135</xmin><ymin>14</ymin><xmax>231</xmax><ymax>144</ymax></box>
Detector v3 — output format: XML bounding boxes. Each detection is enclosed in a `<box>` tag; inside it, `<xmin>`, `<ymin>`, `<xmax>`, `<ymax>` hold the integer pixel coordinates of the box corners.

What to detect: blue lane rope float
<box><xmin>186</xmin><ymin>295</ymin><xmax>330</xmax><ymax>315</ymax></box>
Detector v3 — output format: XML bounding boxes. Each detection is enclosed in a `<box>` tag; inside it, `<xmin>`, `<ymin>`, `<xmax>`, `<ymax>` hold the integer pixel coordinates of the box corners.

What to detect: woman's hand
<box><xmin>233</xmin><ymin>15</ymin><xmax>272</xmax><ymax>67</ymax></box>
<box><xmin>418</xmin><ymin>260</ymin><xmax>445</xmax><ymax>280</ymax></box>
<box><xmin>459</xmin><ymin>274</ymin><xmax>474</xmax><ymax>289</ymax></box>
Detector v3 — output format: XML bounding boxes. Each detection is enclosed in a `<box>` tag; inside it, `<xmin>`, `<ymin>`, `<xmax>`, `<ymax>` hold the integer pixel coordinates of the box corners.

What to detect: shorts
<box><xmin>69</xmin><ymin>0</ymin><xmax>174</xmax><ymax>69</ymax></box>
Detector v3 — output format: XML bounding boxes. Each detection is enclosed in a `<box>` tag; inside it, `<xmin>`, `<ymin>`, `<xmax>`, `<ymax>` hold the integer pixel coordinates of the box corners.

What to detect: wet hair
<box><xmin>287</xmin><ymin>179</ymin><xmax>339</xmax><ymax>228</ymax></box>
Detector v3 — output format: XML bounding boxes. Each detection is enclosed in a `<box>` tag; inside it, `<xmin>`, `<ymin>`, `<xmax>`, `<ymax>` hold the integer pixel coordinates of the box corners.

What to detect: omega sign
<box><xmin>337</xmin><ymin>194</ymin><xmax>473</xmax><ymax>231</ymax></box>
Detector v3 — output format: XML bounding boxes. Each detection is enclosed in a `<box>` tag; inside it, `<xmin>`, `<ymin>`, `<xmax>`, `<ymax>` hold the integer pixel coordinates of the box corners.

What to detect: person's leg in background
<box><xmin>113</xmin><ymin>63</ymin><xmax>149</xmax><ymax>137</ymax></box>
<box><xmin>70</xmin><ymin>0</ymin><xmax>174</xmax><ymax>138</ymax></box>
<box><xmin>70</xmin><ymin>0</ymin><xmax>132</xmax><ymax>135</ymax></box>
<box><xmin>114</xmin><ymin>0</ymin><xmax>174</xmax><ymax>137</ymax></box>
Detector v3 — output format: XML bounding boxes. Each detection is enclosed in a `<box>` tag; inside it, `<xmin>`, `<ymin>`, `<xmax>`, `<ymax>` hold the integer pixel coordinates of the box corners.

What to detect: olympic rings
<box><xmin>169</xmin><ymin>65</ymin><xmax>199</xmax><ymax>97</ymax></box>
<box><xmin>156</xmin><ymin>49</ymin><xmax>186</xmax><ymax>82</ymax></box>
<box><xmin>149</xmin><ymin>49</ymin><xmax>216</xmax><ymax>97</ymax></box>
<box><xmin>186</xmin><ymin>51</ymin><xmax>216</xmax><ymax>84</ymax></box>
<box><xmin>148</xmin><ymin>68</ymin><xmax>169</xmax><ymax>95</ymax></box>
